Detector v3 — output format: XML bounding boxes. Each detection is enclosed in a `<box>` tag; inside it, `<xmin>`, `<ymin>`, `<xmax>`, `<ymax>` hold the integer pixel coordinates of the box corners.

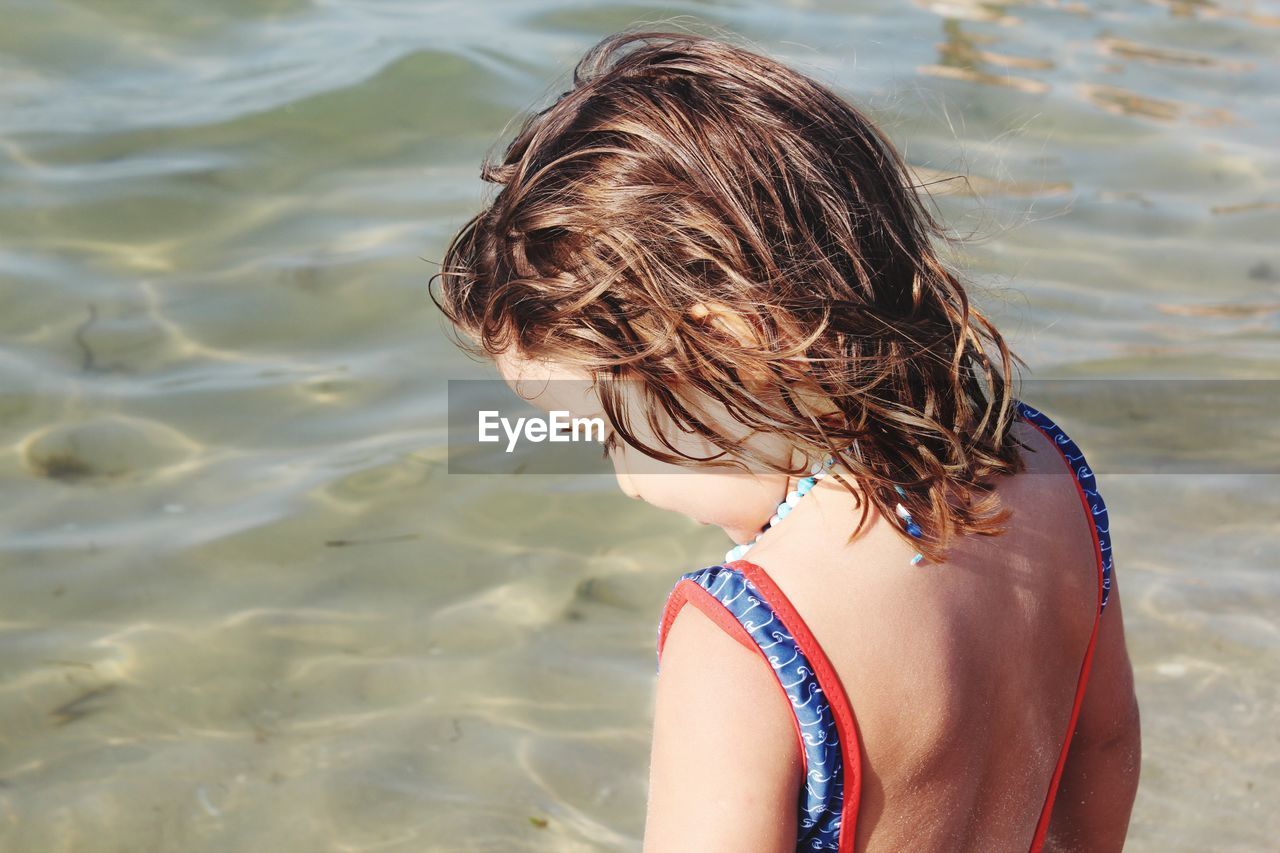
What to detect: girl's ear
<box><xmin>687</xmin><ymin>301</ymin><xmax>766</xmax><ymax>349</ymax></box>
<box><xmin>687</xmin><ymin>301</ymin><xmax>774</xmax><ymax>395</ymax></box>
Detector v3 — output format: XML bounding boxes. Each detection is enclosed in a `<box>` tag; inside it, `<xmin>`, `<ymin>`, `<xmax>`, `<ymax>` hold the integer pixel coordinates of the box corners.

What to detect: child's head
<box><xmin>431</xmin><ymin>31</ymin><xmax>1028</xmax><ymax>560</ymax></box>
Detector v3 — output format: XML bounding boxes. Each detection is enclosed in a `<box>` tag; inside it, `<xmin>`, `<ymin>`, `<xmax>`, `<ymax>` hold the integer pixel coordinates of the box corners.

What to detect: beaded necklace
<box><xmin>724</xmin><ymin>457</ymin><xmax>925</xmax><ymax>566</ymax></box>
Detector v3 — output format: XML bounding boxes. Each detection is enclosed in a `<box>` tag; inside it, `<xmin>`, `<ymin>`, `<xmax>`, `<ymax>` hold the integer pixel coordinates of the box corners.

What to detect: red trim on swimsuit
<box><xmin>1022</xmin><ymin>418</ymin><xmax>1108</xmax><ymax>852</ymax></box>
<box><xmin>731</xmin><ymin>559</ymin><xmax>862</xmax><ymax>853</ymax></box>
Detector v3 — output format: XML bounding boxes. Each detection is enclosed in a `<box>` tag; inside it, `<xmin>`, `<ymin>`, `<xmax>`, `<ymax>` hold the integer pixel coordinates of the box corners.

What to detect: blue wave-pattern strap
<box><xmin>1015</xmin><ymin>400</ymin><xmax>1113</xmax><ymax>612</ymax></box>
<box><xmin>662</xmin><ymin>564</ymin><xmax>844</xmax><ymax>851</ymax></box>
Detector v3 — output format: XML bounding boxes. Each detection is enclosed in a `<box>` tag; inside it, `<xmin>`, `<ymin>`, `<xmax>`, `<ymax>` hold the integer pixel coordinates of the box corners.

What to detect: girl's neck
<box><xmin>741</xmin><ymin>469</ymin><xmax>890</xmax><ymax>569</ymax></box>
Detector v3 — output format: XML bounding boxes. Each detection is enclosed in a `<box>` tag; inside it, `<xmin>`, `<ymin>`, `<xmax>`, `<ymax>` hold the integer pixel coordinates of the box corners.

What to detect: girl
<box><xmin>430</xmin><ymin>31</ymin><xmax>1141</xmax><ymax>853</ymax></box>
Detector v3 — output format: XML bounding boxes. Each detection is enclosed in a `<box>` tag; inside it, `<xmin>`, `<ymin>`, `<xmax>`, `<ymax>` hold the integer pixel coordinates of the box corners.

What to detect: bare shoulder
<box><xmin>644</xmin><ymin>598</ymin><xmax>803</xmax><ymax>853</ymax></box>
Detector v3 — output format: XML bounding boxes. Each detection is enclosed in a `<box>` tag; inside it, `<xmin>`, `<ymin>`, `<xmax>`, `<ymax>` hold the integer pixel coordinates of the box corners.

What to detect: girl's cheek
<box><xmin>609</xmin><ymin>445</ymin><xmax>784</xmax><ymax>537</ymax></box>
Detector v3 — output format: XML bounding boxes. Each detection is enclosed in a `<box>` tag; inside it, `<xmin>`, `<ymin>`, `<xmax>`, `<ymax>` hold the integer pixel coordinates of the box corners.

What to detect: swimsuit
<box><xmin>654</xmin><ymin>400</ymin><xmax>1114</xmax><ymax>852</ymax></box>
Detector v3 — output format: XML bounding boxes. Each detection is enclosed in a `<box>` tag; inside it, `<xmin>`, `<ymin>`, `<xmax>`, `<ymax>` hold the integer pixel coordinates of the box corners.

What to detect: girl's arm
<box><xmin>1044</xmin><ymin>573</ymin><xmax>1142</xmax><ymax>852</ymax></box>
<box><xmin>643</xmin><ymin>602</ymin><xmax>804</xmax><ymax>852</ymax></box>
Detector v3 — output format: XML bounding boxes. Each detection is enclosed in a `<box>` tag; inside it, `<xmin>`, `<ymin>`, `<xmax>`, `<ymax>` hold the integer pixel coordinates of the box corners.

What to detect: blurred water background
<box><xmin>1</xmin><ymin>0</ymin><xmax>1277</xmax><ymax>850</ymax></box>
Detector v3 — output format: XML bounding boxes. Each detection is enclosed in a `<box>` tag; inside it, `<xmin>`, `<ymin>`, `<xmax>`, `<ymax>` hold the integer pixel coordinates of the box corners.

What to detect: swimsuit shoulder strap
<box><xmin>1014</xmin><ymin>400</ymin><xmax>1114</xmax><ymax>612</ymax></box>
<box><xmin>656</xmin><ymin>561</ymin><xmax>861</xmax><ymax>852</ymax></box>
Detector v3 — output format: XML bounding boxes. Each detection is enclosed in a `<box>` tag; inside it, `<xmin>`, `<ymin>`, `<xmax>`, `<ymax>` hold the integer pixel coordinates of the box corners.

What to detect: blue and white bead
<box><xmin>723</xmin><ymin>462</ymin><xmax>927</xmax><ymax>567</ymax></box>
<box><xmin>895</xmin><ymin>484</ymin><xmax>925</xmax><ymax>565</ymax></box>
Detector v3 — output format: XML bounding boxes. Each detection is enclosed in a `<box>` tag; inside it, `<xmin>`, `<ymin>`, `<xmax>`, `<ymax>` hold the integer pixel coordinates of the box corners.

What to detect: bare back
<box><xmin>740</xmin><ymin>416</ymin><xmax>1140</xmax><ymax>850</ymax></box>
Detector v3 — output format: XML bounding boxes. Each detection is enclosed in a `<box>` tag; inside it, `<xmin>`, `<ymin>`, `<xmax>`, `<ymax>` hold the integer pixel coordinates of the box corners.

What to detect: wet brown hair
<box><xmin>429</xmin><ymin>30</ymin><xmax>1030</xmax><ymax>562</ymax></box>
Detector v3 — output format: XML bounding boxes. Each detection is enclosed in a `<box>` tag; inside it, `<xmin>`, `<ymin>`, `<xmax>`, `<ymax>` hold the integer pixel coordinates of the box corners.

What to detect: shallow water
<box><xmin>1</xmin><ymin>1</ymin><xmax>1277</xmax><ymax>850</ymax></box>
